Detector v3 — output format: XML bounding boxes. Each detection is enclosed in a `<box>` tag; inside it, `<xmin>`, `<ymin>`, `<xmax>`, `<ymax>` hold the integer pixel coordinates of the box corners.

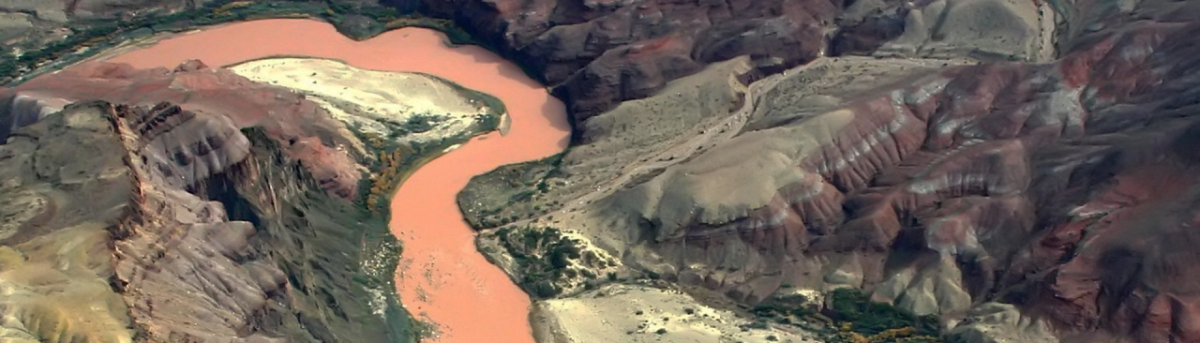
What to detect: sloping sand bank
<box><xmin>230</xmin><ymin>57</ymin><xmax>505</xmax><ymax>142</ymax></box>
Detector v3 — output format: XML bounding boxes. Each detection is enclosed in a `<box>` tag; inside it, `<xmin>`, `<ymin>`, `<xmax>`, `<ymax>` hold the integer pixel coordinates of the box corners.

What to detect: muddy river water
<box><xmin>103</xmin><ymin>19</ymin><xmax>570</xmax><ymax>343</ymax></box>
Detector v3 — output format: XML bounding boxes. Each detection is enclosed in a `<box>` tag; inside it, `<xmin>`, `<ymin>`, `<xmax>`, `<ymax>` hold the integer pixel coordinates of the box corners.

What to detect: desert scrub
<box><xmin>457</xmin><ymin>151</ymin><xmax>569</xmax><ymax>228</ymax></box>
<box><xmin>0</xmin><ymin>52</ymin><xmax>15</xmax><ymax>79</ymax></box>
<box><xmin>362</xmin><ymin>137</ymin><xmax>410</xmax><ymax>211</ymax></box>
<box><xmin>826</xmin><ymin>288</ymin><xmax>941</xmax><ymax>341</ymax></box>
<box><xmin>493</xmin><ymin>225</ymin><xmax>591</xmax><ymax>298</ymax></box>
<box><xmin>753</xmin><ymin>288</ymin><xmax>943</xmax><ymax>343</ymax></box>
<box><xmin>354</xmin><ymin>131</ymin><xmax>424</xmax><ymax>214</ymax></box>
<box><xmin>379</xmin><ymin>113</ymin><xmax>444</xmax><ymax>136</ymax></box>
<box><xmin>352</xmin><ymin>111</ymin><xmax>502</xmax><ymax>213</ymax></box>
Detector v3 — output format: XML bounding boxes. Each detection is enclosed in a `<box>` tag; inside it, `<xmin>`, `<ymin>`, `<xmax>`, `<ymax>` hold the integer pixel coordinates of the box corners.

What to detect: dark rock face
<box><xmin>828</xmin><ymin>3</ymin><xmax>908</xmax><ymax>56</ymax></box>
<box><xmin>118</xmin><ymin>102</ymin><xmax>252</xmax><ymax>192</ymax></box>
<box><xmin>417</xmin><ymin>0</ymin><xmax>844</xmax><ymax>124</ymax></box>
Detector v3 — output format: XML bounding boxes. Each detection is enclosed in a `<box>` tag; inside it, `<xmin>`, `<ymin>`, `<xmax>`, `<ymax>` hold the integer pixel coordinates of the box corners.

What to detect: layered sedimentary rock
<box><xmin>418</xmin><ymin>0</ymin><xmax>843</xmax><ymax>123</ymax></box>
<box><xmin>418</xmin><ymin>0</ymin><xmax>1055</xmax><ymax>129</ymax></box>
<box><xmin>2</xmin><ymin>60</ymin><xmax>365</xmax><ymax>198</ymax></box>
<box><xmin>0</xmin><ymin>100</ymin><xmax>407</xmax><ymax>342</ymax></box>
<box><xmin>459</xmin><ymin>1</ymin><xmax>1200</xmax><ymax>342</ymax></box>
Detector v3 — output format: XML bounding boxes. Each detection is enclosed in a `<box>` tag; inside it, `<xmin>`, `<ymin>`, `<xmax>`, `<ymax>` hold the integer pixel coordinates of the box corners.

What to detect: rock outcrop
<box><xmin>7</xmin><ymin>0</ymin><xmax>1200</xmax><ymax>342</ymax></box>
<box><xmin>419</xmin><ymin>0</ymin><xmax>844</xmax><ymax>124</ymax></box>
<box><xmin>418</xmin><ymin>0</ymin><xmax>1056</xmax><ymax>132</ymax></box>
<box><xmin>0</xmin><ymin>100</ymin><xmax>410</xmax><ymax>342</ymax></box>
<box><xmin>2</xmin><ymin>60</ymin><xmax>365</xmax><ymax>199</ymax></box>
<box><xmin>457</xmin><ymin>1</ymin><xmax>1200</xmax><ymax>342</ymax></box>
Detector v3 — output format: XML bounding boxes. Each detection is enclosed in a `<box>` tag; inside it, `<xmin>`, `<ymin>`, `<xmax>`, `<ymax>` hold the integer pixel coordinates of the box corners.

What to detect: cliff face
<box><xmin>415</xmin><ymin>0</ymin><xmax>1056</xmax><ymax>130</ymax></box>
<box><xmin>415</xmin><ymin>0</ymin><xmax>841</xmax><ymax>123</ymax></box>
<box><xmin>454</xmin><ymin>0</ymin><xmax>1200</xmax><ymax>342</ymax></box>
<box><xmin>624</xmin><ymin>17</ymin><xmax>1200</xmax><ymax>339</ymax></box>
<box><xmin>3</xmin><ymin>61</ymin><xmax>366</xmax><ymax>199</ymax></box>
<box><xmin>0</xmin><ymin>100</ymin><xmax>408</xmax><ymax>342</ymax></box>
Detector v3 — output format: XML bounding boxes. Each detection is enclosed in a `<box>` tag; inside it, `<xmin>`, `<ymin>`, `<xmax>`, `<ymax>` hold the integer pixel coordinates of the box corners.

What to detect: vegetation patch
<box><xmin>352</xmin><ymin>111</ymin><xmax>501</xmax><ymax>214</ymax></box>
<box><xmin>750</xmin><ymin>288</ymin><xmax>943</xmax><ymax>343</ymax></box>
<box><xmin>493</xmin><ymin>226</ymin><xmax>582</xmax><ymax>298</ymax></box>
<box><xmin>457</xmin><ymin>151</ymin><xmax>569</xmax><ymax>228</ymax></box>
<box><xmin>489</xmin><ymin>225</ymin><xmax>619</xmax><ymax>298</ymax></box>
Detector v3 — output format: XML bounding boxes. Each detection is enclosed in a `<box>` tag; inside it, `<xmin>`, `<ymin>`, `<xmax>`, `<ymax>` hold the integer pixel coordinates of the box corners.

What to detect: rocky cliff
<box><xmin>4</xmin><ymin>60</ymin><xmax>367</xmax><ymax>199</ymax></box>
<box><xmin>454</xmin><ymin>0</ymin><xmax>1200</xmax><ymax>342</ymax></box>
<box><xmin>5</xmin><ymin>0</ymin><xmax>1200</xmax><ymax>342</ymax></box>
<box><xmin>415</xmin><ymin>0</ymin><xmax>1056</xmax><ymax>130</ymax></box>
<box><xmin>0</xmin><ymin>46</ymin><xmax>509</xmax><ymax>341</ymax></box>
<box><xmin>0</xmin><ymin>100</ymin><xmax>412</xmax><ymax>342</ymax></box>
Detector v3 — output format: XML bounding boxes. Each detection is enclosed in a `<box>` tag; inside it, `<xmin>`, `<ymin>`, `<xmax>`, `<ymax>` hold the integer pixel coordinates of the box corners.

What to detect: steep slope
<box><xmin>458</xmin><ymin>0</ymin><xmax>1200</xmax><ymax>342</ymax></box>
<box><xmin>415</xmin><ymin>0</ymin><xmax>1057</xmax><ymax>129</ymax></box>
<box><xmin>0</xmin><ymin>101</ymin><xmax>411</xmax><ymax>342</ymax></box>
<box><xmin>3</xmin><ymin>60</ymin><xmax>366</xmax><ymax>198</ymax></box>
<box><xmin>0</xmin><ymin>52</ymin><xmax>511</xmax><ymax>341</ymax></box>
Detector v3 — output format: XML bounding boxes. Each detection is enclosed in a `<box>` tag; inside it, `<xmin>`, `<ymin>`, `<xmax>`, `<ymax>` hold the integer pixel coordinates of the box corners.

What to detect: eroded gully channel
<box><xmin>102</xmin><ymin>18</ymin><xmax>570</xmax><ymax>343</ymax></box>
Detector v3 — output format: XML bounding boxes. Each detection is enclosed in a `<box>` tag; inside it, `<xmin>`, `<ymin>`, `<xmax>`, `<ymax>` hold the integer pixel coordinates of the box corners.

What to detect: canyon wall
<box><xmin>0</xmin><ymin>57</ymin><xmax>418</xmax><ymax>341</ymax></box>
<box><xmin>455</xmin><ymin>0</ymin><xmax>1200</xmax><ymax>342</ymax></box>
<box><xmin>0</xmin><ymin>100</ymin><xmax>411</xmax><ymax>342</ymax></box>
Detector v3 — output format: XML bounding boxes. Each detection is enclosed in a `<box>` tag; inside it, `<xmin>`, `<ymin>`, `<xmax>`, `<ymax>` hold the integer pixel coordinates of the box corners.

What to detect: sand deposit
<box><xmin>229</xmin><ymin>58</ymin><xmax>500</xmax><ymax>143</ymax></box>
<box><xmin>533</xmin><ymin>283</ymin><xmax>819</xmax><ymax>343</ymax></box>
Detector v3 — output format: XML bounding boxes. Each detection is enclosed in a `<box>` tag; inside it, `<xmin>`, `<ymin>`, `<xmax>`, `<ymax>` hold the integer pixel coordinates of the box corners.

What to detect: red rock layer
<box><xmin>0</xmin><ymin>61</ymin><xmax>363</xmax><ymax>199</ymax></box>
<box><xmin>646</xmin><ymin>8</ymin><xmax>1200</xmax><ymax>343</ymax></box>
<box><xmin>418</xmin><ymin>0</ymin><xmax>844</xmax><ymax>123</ymax></box>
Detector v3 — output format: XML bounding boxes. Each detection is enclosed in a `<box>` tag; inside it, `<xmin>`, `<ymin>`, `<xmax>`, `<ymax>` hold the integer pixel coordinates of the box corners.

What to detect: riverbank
<box><xmin>0</xmin><ymin>0</ymin><xmax>478</xmax><ymax>86</ymax></box>
<box><xmin>226</xmin><ymin>57</ymin><xmax>508</xmax><ymax>213</ymax></box>
<box><xmin>97</xmin><ymin>19</ymin><xmax>571</xmax><ymax>343</ymax></box>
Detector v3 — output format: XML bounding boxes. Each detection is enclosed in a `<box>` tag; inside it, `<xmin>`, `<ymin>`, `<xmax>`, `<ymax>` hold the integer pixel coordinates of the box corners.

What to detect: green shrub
<box><xmin>494</xmin><ymin>226</ymin><xmax>587</xmax><ymax>299</ymax></box>
<box><xmin>748</xmin><ymin>288</ymin><xmax>943</xmax><ymax>343</ymax></box>
<box><xmin>0</xmin><ymin>53</ymin><xmax>16</xmax><ymax>78</ymax></box>
<box><xmin>827</xmin><ymin>288</ymin><xmax>940</xmax><ymax>337</ymax></box>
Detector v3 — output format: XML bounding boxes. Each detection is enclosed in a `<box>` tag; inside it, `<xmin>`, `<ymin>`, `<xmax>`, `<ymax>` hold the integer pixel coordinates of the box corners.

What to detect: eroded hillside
<box><xmin>5</xmin><ymin>0</ymin><xmax>1200</xmax><ymax>342</ymax></box>
<box><xmin>0</xmin><ymin>56</ymin><xmax>503</xmax><ymax>341</ymax></box>
<box><xmin>456</xmin><ymin>0</ymin><xmax>1200</xmax><ymax>342</ymax></box>
<box><xmin>0</xmin><ymin>101</ymin><xmax>408</xmax><ymax>342</ymax></box>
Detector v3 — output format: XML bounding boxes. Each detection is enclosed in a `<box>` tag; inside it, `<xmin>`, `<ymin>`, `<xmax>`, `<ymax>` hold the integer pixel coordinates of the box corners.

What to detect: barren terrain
<box><xmin>455</xmin><ymin>0</ymin><xmax>1200</xmax><ymax>342</ymax></box>
<box><xmin>6</xmin><ymin>0</ymin><xmax>1200</xmax><ymax>343</ymax></box>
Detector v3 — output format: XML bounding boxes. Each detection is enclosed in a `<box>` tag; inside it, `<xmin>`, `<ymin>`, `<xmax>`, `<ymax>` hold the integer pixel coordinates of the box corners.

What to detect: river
<box><xmin>102</xmin><ymin>18</ymin><xmax>570</xmax><ymax>343</ymax></box>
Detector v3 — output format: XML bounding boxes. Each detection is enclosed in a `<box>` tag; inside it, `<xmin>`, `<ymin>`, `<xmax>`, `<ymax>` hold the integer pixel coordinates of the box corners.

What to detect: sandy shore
<box><xmin>533</xmin><ymin>283</ymin><xmax>819</xmax><ymax>343</ymax></box>
<box><xmin>229</xmin><ymin>58</ymin><xmax>495</xmax><ymax>141</ymax></box>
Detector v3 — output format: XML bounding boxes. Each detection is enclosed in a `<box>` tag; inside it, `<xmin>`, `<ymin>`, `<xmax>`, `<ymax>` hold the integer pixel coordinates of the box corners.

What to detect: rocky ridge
<box><xmin>417</xmin><ymin>0</ymin><xmax>1056</xmax><ymax>130</ymax></box>
<box><xmin>3</xmin><ymin>60</ymin><xmax>367</xmax><ymax>199</ymax></box>
<box><xmin>0</xmin><ymin>100</ymin><xmax>410</xmax><ymax>342</ymax></box>
<box><xmin>455</xmin><ymin>0</ymin><xmax>1200</xmax><ymax>342</ymax></box>
<box><xmin>3</xmin><ymin>0</ymin><xmax>1200</xmax><ymax>342</ymax></box>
